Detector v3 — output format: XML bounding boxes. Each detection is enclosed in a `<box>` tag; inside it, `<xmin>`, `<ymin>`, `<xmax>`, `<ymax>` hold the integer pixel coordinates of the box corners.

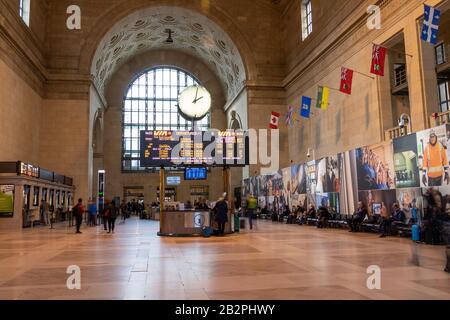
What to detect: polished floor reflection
<box><xmin>0</xmin><ymin>218</ymin><xmax>449</xmax><ymax>300</ymax></box>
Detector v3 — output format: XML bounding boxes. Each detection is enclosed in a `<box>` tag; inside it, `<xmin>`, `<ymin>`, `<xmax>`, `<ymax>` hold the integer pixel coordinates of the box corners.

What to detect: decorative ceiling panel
<box><xmin>91</xmin><ymin>6</ymin><xmax>246</xmax><ymax>101</ymax></box>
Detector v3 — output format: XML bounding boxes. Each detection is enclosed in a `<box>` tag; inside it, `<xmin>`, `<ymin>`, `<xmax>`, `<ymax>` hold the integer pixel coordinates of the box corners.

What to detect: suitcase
<box><xmin>412</xmin><ymin>224</ymin><xmax>420</xmax><ymax>242</ymax></box>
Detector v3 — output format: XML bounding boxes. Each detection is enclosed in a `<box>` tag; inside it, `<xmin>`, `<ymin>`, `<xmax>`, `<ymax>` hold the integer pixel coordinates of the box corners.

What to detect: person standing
<box><xmin>102</xmin><ymin>201</ymin><xmax>110</xmax><ymax>231</ymax></box>
<box><xmin>107</xmin><ymin>201</ymin><xmax>118</xmax><ymax>234</ymax></box>
<box><xmin>39</xmin><ymin>200</ymin><xmax>48</xmax><ymax>226</ymax></box>
<box><xmin>73</xmin><ymin>198</ymin><xmax>85</xmax><ymax>234</ymax></box>
<box><xmin>246</xmin><ymin>194</ymin><xmax>257</xmax><ymax>230</ymax></box>
<box><xmin>87</xmin><ymin>199</ymin><xmax>97</xmax><ymax>227</ymax></box>
<box><xmin>214</xmin><ymin>193</ymin><xmax>229</xmax><ymax>236</ymax></box>
<box><xmin>120</xmin><ymin>200</ymin><xmax>127</xmax><ymax>222</ymax></box>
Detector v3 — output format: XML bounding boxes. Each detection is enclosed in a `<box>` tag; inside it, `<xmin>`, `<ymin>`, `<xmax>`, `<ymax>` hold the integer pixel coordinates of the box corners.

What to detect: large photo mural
<box><xmin>355</xmin><ymin>142</ymin><xmax>395</xmax><ymax>191</ymax></box>
<box><xmin>240</xmin><ymin>124</ymin><xmax>450</xmax><ymax>222</ymax></box>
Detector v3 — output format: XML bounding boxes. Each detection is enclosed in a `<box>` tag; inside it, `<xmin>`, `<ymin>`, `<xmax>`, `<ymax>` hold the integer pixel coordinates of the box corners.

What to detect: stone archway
<box><xmin>87</xmin><ymin>5</ymin><xmax>251</xmax><ymax>105</ymax></box>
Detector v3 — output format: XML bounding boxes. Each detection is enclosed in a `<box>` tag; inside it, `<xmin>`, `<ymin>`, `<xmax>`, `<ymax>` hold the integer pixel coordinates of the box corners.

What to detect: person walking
<box><xmin>246</xmin><ymin>194</ymin><xmax>257</xmax><ymax>230</ymax></box>
<box><xmin>214</xmin><ymin>193</ymin><xmax>229</xmax><ymax>236</ymax></box>
<box><xmin>72</xmin><ymin>198</ymin><xmax>85</xmax><ymax>234</ymax></box>
<box><xmin>120</xmin><ymin>200</ymin><xmax>127</xmax><ymax>222</ymax></box>
<box><xmin>107</xmin><ymin>201</ymin><xmax>118</xmax><ymax>234</ymax></box>
<box><xmin>102</xmin><ymin>201</ymin><xmax>110</xmax><ymax>231</ymax></box>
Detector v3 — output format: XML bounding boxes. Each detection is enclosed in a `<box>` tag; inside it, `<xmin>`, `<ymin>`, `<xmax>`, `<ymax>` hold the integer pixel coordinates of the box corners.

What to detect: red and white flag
<box><xmin>340</xmin><ymin>67</ymin><xmax>354</xmax><ymax>95</ymax></box>
<box><xmin>370</xmin><ymin>44</ymin><xmax>387</xmax><ymax>76</ymax></box>
<box><xmin>270</xmin><ymin>111</ymin><xmax>280</xmax><ymax>129</ymax></box>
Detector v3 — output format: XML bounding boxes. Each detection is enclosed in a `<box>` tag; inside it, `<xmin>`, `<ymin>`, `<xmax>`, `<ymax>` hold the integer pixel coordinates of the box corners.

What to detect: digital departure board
<box><xmin>140</xmin><ymin>130</ymin><xmax>249</xmax><ymax>168</ymax></box>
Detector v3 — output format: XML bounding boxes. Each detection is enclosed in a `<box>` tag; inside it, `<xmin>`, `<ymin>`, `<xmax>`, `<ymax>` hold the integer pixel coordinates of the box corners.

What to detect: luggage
<box><xmin>202</xmin><ymin>227</ymin><xmax>213</xmax><ymax>238</ymax></box>
<box><xmin>234</xmin><ymin>215</ymin><xmax>240</xmax><ymax>232</ymax></box>
<box><xmin>412</xmin><ymin>224</ymin><xmax>420</xmax><ymax>242</ymax></box>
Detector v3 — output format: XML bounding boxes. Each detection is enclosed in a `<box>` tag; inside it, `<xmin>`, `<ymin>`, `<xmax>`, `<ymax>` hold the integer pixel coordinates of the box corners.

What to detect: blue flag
<box><xmin>421</xmin><ymin>5</ymin><xmax>441</xmax><ymax>45</ymax></box>
<box><xmin>300</xmin><ymin>96</ymin><xmax>312</xmax><ymax>119</ymax></box>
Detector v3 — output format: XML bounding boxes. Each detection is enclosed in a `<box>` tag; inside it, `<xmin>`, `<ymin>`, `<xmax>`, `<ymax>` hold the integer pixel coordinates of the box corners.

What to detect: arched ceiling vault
<box><xmin>91</xmin><ymin>6</ymin><xmax>247</xmax><ymax>103</ymax></box>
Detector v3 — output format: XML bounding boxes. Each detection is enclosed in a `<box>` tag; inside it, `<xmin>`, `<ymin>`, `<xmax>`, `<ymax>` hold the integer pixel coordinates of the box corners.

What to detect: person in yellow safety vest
<box><xmin>246</xmin><ymin>194</ymin><xmax>257</xmax><ymax>230</ymax></box>
<box><xmin>422</xmin><ymin>131</ymin><xmax>450</xmax><ymax>186</ymax></box>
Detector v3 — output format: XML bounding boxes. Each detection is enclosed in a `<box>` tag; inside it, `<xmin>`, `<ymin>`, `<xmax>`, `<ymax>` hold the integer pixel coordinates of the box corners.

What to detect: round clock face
<box><xmin>178</xmin><ymin>85</ymin><xmax>212</xmax><ymax>120</ymax></box>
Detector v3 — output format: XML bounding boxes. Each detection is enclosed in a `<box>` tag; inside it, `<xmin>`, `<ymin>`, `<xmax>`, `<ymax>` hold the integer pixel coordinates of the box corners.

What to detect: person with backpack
<box><xmin>72</xmin><ymin>198</ymin><xmax>85</xmax><ymax>234</ymax></box>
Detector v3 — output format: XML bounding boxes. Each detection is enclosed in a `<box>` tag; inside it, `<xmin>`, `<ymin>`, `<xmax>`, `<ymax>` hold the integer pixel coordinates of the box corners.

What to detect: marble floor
<box><xmin>0</xmin><ymin>217</ymin><xmax>449</xmax><ymax>300</ymax></box>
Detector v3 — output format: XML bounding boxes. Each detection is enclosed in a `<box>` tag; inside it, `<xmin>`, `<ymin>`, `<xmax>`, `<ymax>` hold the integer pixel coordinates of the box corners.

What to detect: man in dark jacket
<box><xmin>73</xmin><ymin>198</ymin><xmax>85</xmax><ymax>234</ymax></box>
<box><xmin>347</xmin><ymin>201</ymin><xmax>368</xmax><ymax>232</ymax></box>
<box><xmin>107</xmin><ymin>201</ymin><xmax>118</xmax><ymax>234</ymax></box>
<box><xmin>214</xmin><ymin>193</ymin><xmax>229</xmax><ymax>236</ymax></box>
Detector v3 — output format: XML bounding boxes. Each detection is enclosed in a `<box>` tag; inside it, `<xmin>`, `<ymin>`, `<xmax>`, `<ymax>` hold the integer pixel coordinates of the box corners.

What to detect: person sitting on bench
<box><xmin>347</xmin><ymin>201</ymin><xmax>368</xmax><ymax>232</ymax></box>
<box><xmin>307</xmin><ymin>204</ymin><xmax>316</xmax><ymax>219</ymax></box>
<box><xmin>286</xmin><ymin>206</ymin><xmax>296</xmax><ymax>224</ymax></box>
<box><xmin>317</xmin><ymin>206</ymin><xmax>331</xmax><ymax>229</ymax></box>
<box><xmin>379</xmin><ymin>202</ymin><xmax>393</xmax><ymax>238</ymax></box>
<box><xmin>391</xmin><ymin>202</ymin><xmax>406</xmax><ymax>228</ymax></box>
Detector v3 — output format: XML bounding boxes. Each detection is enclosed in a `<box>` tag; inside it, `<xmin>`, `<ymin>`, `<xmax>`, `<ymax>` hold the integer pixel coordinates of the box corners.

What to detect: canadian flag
<box><xmin>270</xmin><ymin>111</ymin><xmax>280</xmax><ymax>129</ymax></box>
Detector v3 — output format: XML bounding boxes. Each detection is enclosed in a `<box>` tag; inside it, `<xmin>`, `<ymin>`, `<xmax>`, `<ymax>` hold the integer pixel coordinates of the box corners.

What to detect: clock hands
<box><xmin>193</xmin><ymin>86</ymin><xmax>199</xmax><ymax>104</ymax></box>
<box><xmin>193</xmin><ymin>96</ymin><xmax>204</xmax><ymax>104</ymax></box>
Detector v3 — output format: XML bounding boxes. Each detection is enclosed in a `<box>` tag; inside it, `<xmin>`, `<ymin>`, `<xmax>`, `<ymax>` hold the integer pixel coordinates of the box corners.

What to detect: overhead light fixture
<box><xmin>165</xmin><ymin>29</ymin><xmax>174</xmax><ymax>44</ymax></box>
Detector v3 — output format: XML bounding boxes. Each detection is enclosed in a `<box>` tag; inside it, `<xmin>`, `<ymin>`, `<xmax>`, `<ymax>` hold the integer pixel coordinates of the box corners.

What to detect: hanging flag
<box><xmin>340</xmin><ymin>67</ymin><xmax>354</xmax><ymax>95</ymax></box>
<box><xmin>421</xmin><ymin>5</ymin><xmax>441</xmax><ymax>45</ymax></box>
<box><xmin>270</xmin><ymin>111</ymin><xmax>280</xmax><ymax>129</ymax></box>
<box><xmin>300</xmin><ymin>96</ymin><xmax>312</xmax><ymax>119</ymax></box>
<box><xmin>316</xmin><ymin>86</ymin><xmax>330</xmax><ymax>110</ymax></box>
<box><xmin>285</xmin><ymin>105</ymin><xmax>296</xmax><ymax>126</ymax></box>
<box><xmin>370</xmin><ymin>44</ymin><xmax>387</xmax><ymax>76</ymax></box>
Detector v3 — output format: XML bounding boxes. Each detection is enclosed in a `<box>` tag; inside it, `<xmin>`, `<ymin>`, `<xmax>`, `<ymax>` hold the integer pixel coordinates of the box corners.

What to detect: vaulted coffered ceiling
<box><xmin>91</xmin><ymin>6</ymin><xmax>247</xmax><ymax>102</ymax></box>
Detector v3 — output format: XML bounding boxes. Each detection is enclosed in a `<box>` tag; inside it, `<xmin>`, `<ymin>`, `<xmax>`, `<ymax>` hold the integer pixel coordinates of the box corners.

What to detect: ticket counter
<box><xmin>0</xmin><ymin>161</ymin><xmax>74</xmax><ymax>230</ymax></box>
<box><xmin>158</xmin><ymin>209</ymin><xmax>233</xmax><ymax>237</ymax></box>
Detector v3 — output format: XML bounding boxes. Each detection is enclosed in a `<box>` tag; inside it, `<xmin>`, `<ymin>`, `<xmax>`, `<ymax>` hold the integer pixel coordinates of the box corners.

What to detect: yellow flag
<box><xmin>321</xmin><ymin>86</ymin><xmax>330</xmax><ymax>110</ymax></box>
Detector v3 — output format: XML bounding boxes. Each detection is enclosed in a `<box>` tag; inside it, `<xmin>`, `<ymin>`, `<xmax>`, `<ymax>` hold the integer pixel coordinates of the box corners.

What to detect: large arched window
<box><xmin>122</xmin><ymin>67</ymin><xmax>210</xmax><ymax>171</ymax></box>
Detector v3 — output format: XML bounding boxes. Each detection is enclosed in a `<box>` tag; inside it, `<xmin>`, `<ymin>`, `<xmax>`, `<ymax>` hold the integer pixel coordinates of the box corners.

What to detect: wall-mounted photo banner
<box><xmin>292</xmin><ymin>193</ymin><xmax>308</xmax><ymax>209</ymax></box>
<box><xmin>316</xmin><ymin>154</ymin><xmax>343</xmax><ymax>193</ymax></box>
<box><xmin>0</xmin><ymin>185</ymin><xmax>14</xmax><ymax>217</ymax></box>
<box><xmin>258</xmin><ymin>196</ymin><xmax>266</xmax><ymax>209</ymax></box>
<box><xmin>257</xmin><ymin>175</ymin><xmax>269</xmax><ymax>197</ymax></box>
<box><xmin>291</xmin><ymin>164</ymin><xmax>307</xmax><ymax>196</ymax></box>
<box><xmin>242</xmin><ymin>179</ymin><xmax>250</xmax><ymax>197</ymax></box>
<box><xmin>394</xmin><ymin>134</ymin><xmax>420</xmax><ymax>189</ymax></box>
<box><xmin>306</xmin><ymin>160</ymin><xmax>317</xmax><ymax>194</ymax></box>
<box><xmin>358</xmin><ymin>189</ymin><xmax>397</xmax><ymax>217</ymax></box>
<box><xmin>416</xmin><ymin>124</ymin><xmax>450</xmax><ymax>188</ymax></box>
<box><xmin>355</xmin><ymin>142</ymin><xmax>395</xmax><ymax>191</ymax></box>
<box><xmin>270</xmin><ymin>170</ymin><xmax>284</xmax><ymax>198</ymax></box>
<box><xmin>316</xmin><ymin>192</ymin><xmax>340</xmax><ymax>214</ymax></box>
<box><xmin>396</xmin><ymin>188</ymin><xmax>423</xmax><ymax>220</ymax></box>
<box><xmin>307</xmin><ymin>193</ymin><xmax>316</xmax><ymax>209</ymax></box>
<box><xmin>282</xmin><ymin>168</ymin><xmax>291</xmax><ymax>209</ymax></box>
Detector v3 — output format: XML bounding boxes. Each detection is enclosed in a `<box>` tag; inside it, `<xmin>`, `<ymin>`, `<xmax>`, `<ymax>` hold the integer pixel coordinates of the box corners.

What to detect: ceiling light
<box><xmin>165</xmin><ymin>29</ymin><xmax>174</xmax><ymax>44</ymax></box>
